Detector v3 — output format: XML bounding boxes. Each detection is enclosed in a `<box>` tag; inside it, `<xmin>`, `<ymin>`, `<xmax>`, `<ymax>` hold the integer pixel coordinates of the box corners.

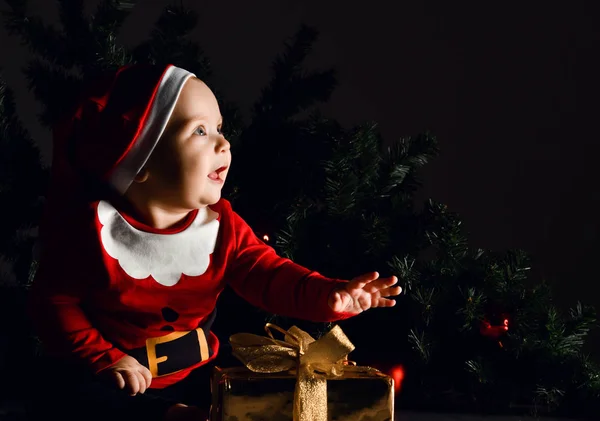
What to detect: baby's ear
<box><xmin>133</xmin><ymin>167</ymin><xmax>150</xmax><ymax>183</ymax></box>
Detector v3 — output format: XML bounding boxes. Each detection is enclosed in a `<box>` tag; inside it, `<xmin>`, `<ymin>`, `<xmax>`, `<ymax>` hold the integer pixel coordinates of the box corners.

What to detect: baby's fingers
<box><xmin>139</xmin><ymin>366</ymin><xmax>153</xmax><ymax>390</ymax></box>
<box><xmin>375</xmin><ymin>297</ymin><xmax>396</xmax><ymax>308</ymax></box>
<box><xmin>112</xmin><ymin>371</ymin><xmax>126</xmax><ymax>390</ymax></box>
<box><xmin>121</xmin><ymin>370</ymin><xmax>140</xmax><ymax>396</ymax></box>
<box><xmin>364</xmin><ymin>276</ymin><xmax>398</xmax><ymax>293</ymax></box>
<box><xmin>381</xmin><ymin>276</ymin><xmax>398</xmax><ymax>286</ymax></box>
<box><xmin>379</xmin><ymin>285</ymin><xmax>402</xmax><ymax>297</ymax></box>
<box><xmin>348</xmin><ymin>272</ymin><xmax>380</xmax><ymax>289</ymax></box>
<box><xmin>136</xmin><ymin>370</ymin><xmax>148</xmax><ymax>394</ymax></box>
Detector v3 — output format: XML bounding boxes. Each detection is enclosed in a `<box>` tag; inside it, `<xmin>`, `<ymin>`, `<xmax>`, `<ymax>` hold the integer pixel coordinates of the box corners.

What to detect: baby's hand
<box><xmin>328</xmin><ymin>272</ymin><xmax>401</xmax><ymax>314</ymax></box>
<box><xmin>100</xmin><ymin>355</ymin><xmax>152</xmax><ymax>396</ymax></box>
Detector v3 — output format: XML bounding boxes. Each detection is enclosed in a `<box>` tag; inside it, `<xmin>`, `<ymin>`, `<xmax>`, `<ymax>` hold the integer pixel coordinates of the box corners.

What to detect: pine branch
<box><xmin>92</xmin><ymin>0</ymin><xmax>129</xmax><ymax>32</ymax></box>
<box><xmin>86</xmin><ymin>29</ymin><xmax>133</xmax><ymax>74</ymax></box>
<box><xmin>3</xmin><ymin>0</ymin><xmax>70</xmax><ymax>66</ymax></box>
<box><xmin>320</xmin><ymin>123</ymin><xmax>385</xmax><ymax>219</ymax></box>
<box><xmin>273</xmin><ymin>24</ymin><xmax>317</xmax><ymax>77</ymax></box>
<box><xmin>274</xmin><ymin>195</ymin><xmax>320</xmax><ymax>260</ymax></box>
<box><xmin>254</xmin><ymin>70</ymin><xmax>336</xmax><ymax>122</ymax></box>
<box><xmin>534</xmin><ymin>385</ymin><xmax>565</xmax><ymax>413</ymax></box>
<box><xmin>411</xmin><ymin>286</ymin><xmax>437</xmax><ymax>326</ymax></box>
<box><xmin>131</xmin><ymin>3</ymin><xmax>211</xmax><ymax>78</ymax></box>
<box><xmin>543</xmin><ymin>307</ymin><xmax>585</xmax><ymax>358</ymax></box>
<box><xmin>252</xmin><ymin>25</ymin><xmax>336</xmax><ymax>122</ymax></box>
<box><xmin>22</xmin><ymin>59</ymin><xmax>81</xmax><ymax>127</ymax></box>
<box><xmin>0</xmin><ymin>75</ymin><xmax>47</xmax><ymax>283</ymax></box>
<box><xmin>83</xmin><ymin>0</ymin><xmax>132</xmax><ymax>74</ymax></box>
<box><xmin>381</xmin><ymin>131</ymin><xmax>439</xmax><ymax>196</ymax></box>
<box><xmin>568</xmin><ymin>301</ymin><xmax>597</xmax><ymax>338</ymax></box>
<box><xmin>5</xmin><ymin>0</ymin><xmax>134</xmax><ymax>128</ymax></box>
<box><xmin>0</xmin><ymin>75</ymin><xmax>17</xmax><ymax>120</ymax></box>
<box><xmin>360</xmin><ymin>212</ymin><xmax>390</xmax><ymax>256</ymax></box>
<box><xmin>536</xmin><ymin>302</ymin><xmax>598</xmax><ymax>359</ymax></box>
<box><xmin>577</xmin><ymin>354</ymin><xmax>600</xmax><ymax>398</ymax></box>
<box><xmin>511</xmin><ymin>279</ymin><xmax>553</xmax><ymax>342</ymax></box>
<box><xmin>349</xmin><ymin>123</ymin><xmax>382</xmax><ymax>191</ymax></box>
<box><xmin>4</xmin><ymin>0</ymin><xmax>129</xmax><ymax>72</ymax></box>
<box><xmin>465</xmin><ymin>358</ymin><xmax>492</xmax><ymax>385</ymax></box>
<box><xmin>57</xmin><ymin>0</ymin><xmax>88</xmax><ymax>43</ymax></box>
<box><xmin>322</xmin><ymin>142</ymin><xmax>356</xmax><ymax>217</ymax></box>
<box><xmin>423</xmin><ymin>199</ymin><xmax>469</xmax><ymax>265</ymax></box>
<box><xmin>78</xmin><ymin>0</ymin><xmax>132</xmax><ymax>73</ymax></box>
<box><xmin>408</xmin><ymin>328</ymin><xmax>431</xmax><ymax>363</ymax></box>
<box><xmin>387</xmin><ymin>255</ymin><xmax>419</xmax><ymax>292</ymax></box>
<box><xmin>275</xmin><ymin>225</ymin><xmax>297</xmax><ymax>260</ymax></box>
<box><xmin>456</xmin><ymin>287</ymin><xmax>486</xmax><ymax>331</ymax></box>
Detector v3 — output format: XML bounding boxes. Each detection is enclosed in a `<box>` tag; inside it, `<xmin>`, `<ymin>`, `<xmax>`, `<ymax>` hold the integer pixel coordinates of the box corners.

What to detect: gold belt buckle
<box><xmin>145</xmin><ymin>327</ymin><xmax>210</xmax><ymax>378</ymax></box>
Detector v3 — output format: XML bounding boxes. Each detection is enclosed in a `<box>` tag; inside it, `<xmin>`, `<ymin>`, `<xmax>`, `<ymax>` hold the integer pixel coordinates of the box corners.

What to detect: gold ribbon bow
<box><xmin>229</xmin><ymin>323</ymin><xmax>356</xmax><ymax>421</ymax></box>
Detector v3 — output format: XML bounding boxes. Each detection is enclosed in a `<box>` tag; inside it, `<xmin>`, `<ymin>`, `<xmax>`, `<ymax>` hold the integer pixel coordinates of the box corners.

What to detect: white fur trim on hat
<box><xmin>108</xmin><ymin>65</ymin><xmax>195</xmax><ymax>195</ymax></box>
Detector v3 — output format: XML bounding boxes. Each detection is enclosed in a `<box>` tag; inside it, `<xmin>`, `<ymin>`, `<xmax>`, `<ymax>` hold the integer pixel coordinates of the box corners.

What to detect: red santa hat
<box><xmin>66</xmin><ymin>63</ymin><xmax>195</xmax><ymax>195</ymax></box>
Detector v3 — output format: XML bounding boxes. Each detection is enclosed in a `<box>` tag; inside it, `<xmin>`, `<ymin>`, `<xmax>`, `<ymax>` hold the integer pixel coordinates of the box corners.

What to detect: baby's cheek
<box><xmin>157</xmin><ymin>163</ymin><xmax>183</xmax><ymax>186</ymax></box>
<box><xmin>188</xmin><ymin>174</ymin><xmax>213</xmax><ymax>202</ymax></box>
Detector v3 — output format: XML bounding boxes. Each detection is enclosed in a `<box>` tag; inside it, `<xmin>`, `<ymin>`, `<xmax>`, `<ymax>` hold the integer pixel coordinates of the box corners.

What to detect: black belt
<box><xmin>129</xmin><ymin>308</ymin><xmax>216</xmax><ymax>378</ymax></box>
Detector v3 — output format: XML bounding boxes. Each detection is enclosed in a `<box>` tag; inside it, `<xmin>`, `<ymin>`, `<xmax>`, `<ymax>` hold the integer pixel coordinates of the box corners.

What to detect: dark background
<box><xmin>1</xmin><ymin>0</ymin><xmax>599</xmax><ymax>350</ymax></box>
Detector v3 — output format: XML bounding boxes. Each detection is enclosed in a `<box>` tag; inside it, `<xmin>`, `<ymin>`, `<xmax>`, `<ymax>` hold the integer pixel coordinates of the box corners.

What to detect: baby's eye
<box><xmin>194</xmin><ymin>126</ymin><xmax>206</xmax><ymax>136</ymax></box>
<box><xmin>217</xmin><ymin>125</ymin><xmax>223</xmax><ymax>135</ymax></box>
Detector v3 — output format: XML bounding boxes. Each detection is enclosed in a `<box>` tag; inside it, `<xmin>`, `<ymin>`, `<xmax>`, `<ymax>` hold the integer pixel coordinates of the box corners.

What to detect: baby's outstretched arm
<box><xmin>223</xmin><ymin>203</ymin><xmax>401</xmax><ymax>322</ymax></box>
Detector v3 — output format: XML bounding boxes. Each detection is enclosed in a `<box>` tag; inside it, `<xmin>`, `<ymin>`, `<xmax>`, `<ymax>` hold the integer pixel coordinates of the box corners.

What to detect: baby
<box><xmin>29</xmin><ymin>64</ymin><xmax>401</xmax><ymax>421</ymax></box>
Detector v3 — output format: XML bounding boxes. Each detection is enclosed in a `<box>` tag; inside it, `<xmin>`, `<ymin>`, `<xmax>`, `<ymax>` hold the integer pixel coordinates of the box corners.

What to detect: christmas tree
<box><xmin>0</xmin><ymin>73</ymin><xmax>48</xmax><ymax>403</ymax></box>
<box><xmin>1</xmin><ymin>0</ymin><xmax>599</xmax><ymax>419</ymax></box>
<box><xmin>207</xmin><ymin>16</ymin><xmax>600</xmax><ymax>420</ymax></box>
<box><xmin>0</xmin><ymin>76</ymin><xmax>47</xmax><ymax>286</ymax></box>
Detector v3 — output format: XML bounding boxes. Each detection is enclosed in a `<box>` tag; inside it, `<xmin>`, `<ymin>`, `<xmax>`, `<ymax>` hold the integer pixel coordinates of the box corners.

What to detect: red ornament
<box><xmin>480</xmin><ymin>318</ymin><xmax>509</xmax><ymax>339</ymax></box>
<box><xmin>389</xmin><ymin>365</ymin><xmax>405</xmax><ymax>393</ymax></box>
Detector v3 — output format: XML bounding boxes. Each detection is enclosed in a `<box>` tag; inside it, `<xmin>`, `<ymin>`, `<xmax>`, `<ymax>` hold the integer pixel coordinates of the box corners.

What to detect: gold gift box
<box><xmin>210</xmin><ymin>366</ymin><xmax>394</xmax><ymax>421</ymax></box>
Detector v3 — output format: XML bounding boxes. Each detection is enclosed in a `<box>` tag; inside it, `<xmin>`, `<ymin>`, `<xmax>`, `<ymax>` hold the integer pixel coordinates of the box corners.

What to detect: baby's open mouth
<box><xmin>208</xmin><ymin>166</ymin><xmax>227</xmax><ymax>182</ymax></box>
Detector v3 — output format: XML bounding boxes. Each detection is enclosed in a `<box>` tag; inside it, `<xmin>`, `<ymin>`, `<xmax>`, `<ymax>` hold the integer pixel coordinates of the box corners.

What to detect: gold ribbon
<box><xmin>229</xmin><ymin>323</ymin><xmax>356</xmax><ymax>421</ymax></box>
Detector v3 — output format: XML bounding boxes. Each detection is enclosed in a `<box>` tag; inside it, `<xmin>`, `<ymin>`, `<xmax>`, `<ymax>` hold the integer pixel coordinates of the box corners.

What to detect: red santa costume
<box><xmin>29</xmin><ymin>63</ymin><xmax>351</xmax><ymax>390</ymax></box>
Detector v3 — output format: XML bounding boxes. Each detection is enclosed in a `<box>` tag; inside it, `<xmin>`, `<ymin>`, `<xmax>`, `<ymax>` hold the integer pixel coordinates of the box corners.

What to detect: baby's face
<box><xmin>141</xmin><ymin>77</ymin><xmax>231</xmax><ymax>209</ymax></box>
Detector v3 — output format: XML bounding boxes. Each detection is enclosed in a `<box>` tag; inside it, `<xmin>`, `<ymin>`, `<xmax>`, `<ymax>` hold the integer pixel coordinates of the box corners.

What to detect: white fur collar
<box><xmin>97</xmin><ymin>200</ymin><xmax>220</xmax><ymax>287</ymax></box>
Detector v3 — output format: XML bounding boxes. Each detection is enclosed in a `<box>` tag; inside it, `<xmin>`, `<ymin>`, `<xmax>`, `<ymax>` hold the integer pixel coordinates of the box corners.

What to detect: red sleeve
<box><xmin>224</xmin><ymin>207</ymin><xmax>354</xmax><ymax>323</ymax></box>
<box><xmin>28</xmin><ymin>199</ymin><xmax>126</xmax><ymax>374</ymax></box>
